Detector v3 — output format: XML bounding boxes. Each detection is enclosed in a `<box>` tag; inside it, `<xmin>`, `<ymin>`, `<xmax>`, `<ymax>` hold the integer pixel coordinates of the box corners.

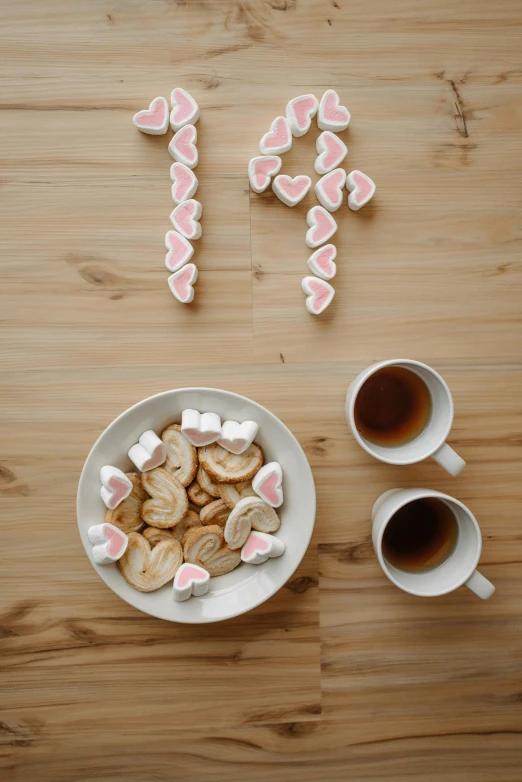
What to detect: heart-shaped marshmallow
<box><xmin>168</xmin><ymin>263</ymin><xmax>198</xmax><ymax>304</ymax></box>
<box><xmin>318</xmin><ymin>89</ymin><xmax>351</xmax><ymax>132</ymax></box>
<box><xmin>128</xmin><ymin>430</ymin><xmax>167</xmax><ymax>472</ymax></box>
<box><xmin>286</xmin><ymin>93</ymin><xmax>318</xmax><ymax>137</ymax></box>
<box><xmin>170</xmin><ymin>88</ymin><xmax>199</xmax><ymax>131</ymax></box>
<box><xmin>88</xmin><ymin>523</ymin><xmax>128</xmax><ymax>565</ymax></box>
<box><xmin>259</xmin><ymin>116</ymin><xmax>292</xmax><ymax>156</ymax></box>
<box><xmin>173</xmin><ymin>562</ymin><xmax>210</xmax><ymax>601</ymax></box>
<box><xmin>252</xmin><ymin>462</ymin><xmax>283</xmax><ymax>508</ymax></box>
<box><xmin>132</xmin><ymin>96</ymin><xmax>169</xmax><ymax>135</ymax></box>
<box><xmin>315</xmin><ymin>168</ymin><xmax>347</xmax><ymax>212</ymax></box>
<box><xmin>307</xmin><ymin>244</ymin><xmax>337</xmax><ymax>281</ymax></box>
<box><xmin>170</xmin><ymin>162</ymin><xmax>198</xmax><ymax>205</ymax></box>
<box><xmin>346</xmin><ymin>170</ymin><xmax>376</xmax><ymax>211</ymax></box>
<box><xmin>272</xmin><ymin>174</ymin><xmax>312</xmax><ymax>207</ymax></box>
<box><xmin>218</xmin><ymin>420</ymin><xmax>259</xmax><ymax>455</ymax></box>
<box><xmin>170</xmin><ymin>199</ymin><xmax>202</xmax><ymax>240</ymax></box>
<box><xmin>315</xmin><ymin>131</ymin><xmax>348</xmax><ymax>175</ymax></box>
<box><xmin>182</xmin><ymin>409</ymin><xmax>222</xmax><ymax>447</ymax></box>
<box><xmin>241</xmin><ymin>531</ymin><xmax>285</xmax><ymax>565</ymax></box>
<box><xmin>168</xmin><ymin>124</ymin><xmax>198</xmax><ymax>169</ymax></box>
<box><xmin>100</xmin><ymin>466</ymin><xmax>133</xmax><ymax>510</ymax></box>
<box><xmin>248</xmin><ymin>156</ymin><xmax>282</xmax><ymax>194</ymax></box>
<box><xmin>302</xmin><ymin>276</ymin><xmax>335</xmax><ymax>315</ymax></box>
<box><xmin>306</xmin><ymin>206</ymin><xmax>338</xmax><ymax>248</ymax></box>
<box><xmin>165</xmin><ymin>230</ymin><xmax>194</xmax><ymax>272</ymax></box>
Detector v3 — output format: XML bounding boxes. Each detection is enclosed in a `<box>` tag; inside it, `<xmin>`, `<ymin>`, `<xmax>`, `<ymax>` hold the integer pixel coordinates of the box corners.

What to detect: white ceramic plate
<box><xmin>77</xmin><ymin>388</ymin><xmax>316</xmax><ymax>623</ymax></box>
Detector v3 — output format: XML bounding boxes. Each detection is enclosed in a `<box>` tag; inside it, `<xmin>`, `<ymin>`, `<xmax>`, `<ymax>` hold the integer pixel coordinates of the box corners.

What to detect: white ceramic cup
<box><xmin>372</xmin><ymin>488</ymin><xmax>495</xmax><ymax>599</ymax></box>
<box><xmin>345</xmin><ymin>359</ymin><xmax>466</xmax><ymax>475</ymax></box>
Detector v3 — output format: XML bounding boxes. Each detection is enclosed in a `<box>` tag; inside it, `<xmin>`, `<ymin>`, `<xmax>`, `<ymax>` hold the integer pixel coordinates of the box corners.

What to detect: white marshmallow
<box><xmin>218</xmin><ymin>420</ymin><xmax>259</xmax><ymax>455</ymax></box>
<box><xmin>286</xmin><ymin>94</ymin><xmax>318</xmax><ymax>137</ymax></box>
<box><xmin>259</xmin><ymin>116</ymin><xmax>292</xmax><ymax>155</ymax></box>
<box><xmin>128</xmin><ymin>430</ymin><xmax>166</xmax><ymax>472</ymax></box>
<box><xmin>165</xmin><ymin>230</ymin><xmax>194</xmax><ymax>273</ymax></box>
<box><xmin>314</xmin><ymin>168</ymin><xmax>347</xmax><ymax>212</ymax></box>
<box><xmin>248</xmin><ymin>155</ymin><xmax>282</xmax><ymax>194</ymax></box>
<box><xmin>173</xmin><ymin>563</ymin><xmax>210</xmax><ymax>601</ymax></box>
<box><xmin>170</xmin><ymin>199</ymin><xmax>202</xmax><ymax>240</ymax></box>
<box><xmin>317</xmin><ymin>89</ymin><xmax>351</xmax><ymax>132</ymax></box>
<box><xmin>181</xmin><ymin>409</ymin><xmax>222</xmax><ymax>447</ymax></box>
<box><xmin>99</xmin><ymin>466</ymin><xmax>133</xmax><ymax>510</ymax></box>
<box><xmin>302</xmin><ymin>276</ymin><xmax>335</xmax><ymax>315</ymax></box>
<box><xmin>170</xmin><ymin>88</ymin><xmax>200</xmax><ymax>131</ymax></box>
<box><xmin>88</xmin><ymin>523</ymin><xmax>128</xmax><ymax>565</ymax></box>
<box><xmin>272</xmin><ymin>175</ymin><xmax>312</xmax><ymax>207</ymax></box>
<box><xmin>168</xmin><ymin>124</ymin><xmax>198</xmax><ymax>169</ymax></box>
<box><xmin>252</xmin><ymin>462</ymin><xmax>283</xmax><ymax>508</ymax></box>
<box><xmin>170</xmin><ymin>162</ymin><xmax>198</xmax><ymax>205</ymax></box>
<box><xmin>307</xmin><ymin>244</ymin><xmax>337</xmax><ymax>281</ymax></box>
<box><xmin>241</xmin><ymin>531</ymin><xmax>285</xmax><ymax>565</ymax></box>
<box><xmin>306</xmin><ymin>206</ymin><xmax>338</xmax><ymax>248</ymax></box>
<box><xmin>168</xmin><ymin>263</ymin><xmax>198</xmax><ymax>304</ymax></box>
<box><xmin>346</xmin><ymin>170</ymin><xmax>376</xmax><ymax>211</ymax></box>
<box><xmin>315</xmin><ymin>131</ymin><xmax>348</xmax><ymax>175</ymax></box>
<box><xmin>132</xmin><ymin>96</ymin><xmax>169</xmax><ymax>135</ymax></box>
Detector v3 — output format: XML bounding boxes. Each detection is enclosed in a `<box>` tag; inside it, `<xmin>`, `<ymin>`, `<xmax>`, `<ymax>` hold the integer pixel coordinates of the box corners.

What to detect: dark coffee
<box><xmin>354</xmin><ymin>366</ymin><xmax>431</xmax><ymax>447</ymax></box>
<box><xmin>382</xmin><ymin>498</ymin><xmax>458</xmax><ymax>572</ymax></box>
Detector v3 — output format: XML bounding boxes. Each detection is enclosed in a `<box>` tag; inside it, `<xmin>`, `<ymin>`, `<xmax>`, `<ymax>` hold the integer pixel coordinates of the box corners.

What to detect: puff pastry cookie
<box><xmin>141</xmin><ymin>467</ymin><xmax>188</xmax><ymax>528</ymax></box>
<box><xmin>224</xmin><ymin>496</ymin><xmax>281</xmax><ymax>550</ymax></box>
<box><xmin>105</xmin><ymin>473</ymin><xmax>147</xmax><ymax>534</ymax></box>
<box><xmin>200</xmin><ymin>499</ymin><xmax>230</xmax><ymax>527</ymax></box>
<box><xmin>183</xmin><ymin>524</ymin><xmax>241</xmax><ymax>577</ymax></box>
<box><xmin>162</xmin><ymin>424</ymin><xmax>198</xmax><ymax>487</ymax></box>
<box><xmin>118</xmin><ymin>532</ymin><xmax>182</xmax><ymax>592</ymax></box>
<box><xmin>218</xmin><ymin>480</ymin><xmax>257</xmax><ymax>510</ymax></box>
<box><xmin>198</xmin><ymin>442</ymin><xmax>263</xmax><ymax>484</ymax></box>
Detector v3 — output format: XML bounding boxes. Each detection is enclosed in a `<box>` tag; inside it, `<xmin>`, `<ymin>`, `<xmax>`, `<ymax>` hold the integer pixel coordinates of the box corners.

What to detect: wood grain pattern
<box><xmin>1</xmin><ymin>0</ymin><xmax>522</xmax><ymax>779</ymax></box>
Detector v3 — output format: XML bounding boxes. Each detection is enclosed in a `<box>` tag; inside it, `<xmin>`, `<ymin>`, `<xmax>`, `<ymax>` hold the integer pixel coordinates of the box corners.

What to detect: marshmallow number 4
<box><xmin>307</xmin><ymin>244</ymin><xmax>337</xmax><ymax>281</ymax></box>
<box><xmin>306</xmin><ymin>206</ymin><xmax>338</xmax><ymax>248</ymax></box>
<box><xmin>318</xmin><ymin>89</ymin><xmax>351</xmax><ymax>132</ymax></box>
<box><xmin>218</xmin><ymin>420</ymin><xmax>259</xmax><ymax>455</ymax></box>
<box><xmin>248</xmin><ymin>156</ymin><xmax>282</xmax><ymax>194</ymax></box>
<box><xmin>170</xmin><ymin>199</ymin><xmax>202</xmax><ymax>240</ymax></box>
<box><xmin>168</xmin><ymin>263</ymin><xmax>198</xmax><ymax>304</ymax></box>
<box><xmin>302</xmin><ymin>276</ymin><xmax>335</xmax><ymax>315</ymax></box>
<box><xmin>173</xmin><ymin>563</ymin><xmax>210</xmax><ymax>602</ymax></box>
<box><xmin>241</xmin><ymin>531</ymin><xmax>285</xmax><ymax>565</ymax></box>
<box><xmin>259</xmin><ymin>116</ymin><xmax>292</xmax><ymax>155</ymax></box>
<box><xmin>315</xmin><ymin>131</ymin><xmax>348</xmax><ymax>175</ymax></box>
<box><xmin>272</xmin><ymin>175</ymin><xmax>311</xmax><ymax>207</ymax></box>
<box><xmin>128</xmin><ymin>430</ymin><xmax>167</xmax><ymax>472</ymax></box>
<box><xmin>133</xmin><ymin>96</ymin><xmax>169</xmax><ymax>135</ymax></box>
<box><xmin>170</xmin><ymin>88</ymin><xmax>199</xmax><ymax>131</ymax></box>
<box><xmin>346</xmin><ymin>170</ymin><xmax>376</xmax><ymax>211</ymax></box>
<box><xmin>286</xmin><ymin>94</ymin><xmax>318</xmax><ymax>137</ymax></box>
<box><xmin>165</xmin><ymin>230</ymin><xmax>194</xmax><ymax>273</ymax></box>
<box><xmin>88</xmin><ymin>523</ymin><xmax>128</xmax><ymax>565</ymax></box>
<box><xmin>168</xmin><ymin>124</ymin><xmax>198</xmax><ymax>169</ymax></box>
<box><xmin>100</xmin><ymin>466</ymin><xmax>133</xmax><ymax>510</ymax></box>
<box><xmin>181</xmin><ymin>409</ymin><xmax>222</xmax><ymax>447</ymax></box>
<box><xmin>252</xmin><ymin>462</ymin><xmax>283</xmax><ymax>508</ymax></box>
<box><xmin>315</xmin><ymin>168</ymin><xmax>347</xmax><ymax>212</ymax></box>
<box><xmin>170</xmin><ymin>162</ymin><xmax>198</xmax><ymax>205</ymax></box>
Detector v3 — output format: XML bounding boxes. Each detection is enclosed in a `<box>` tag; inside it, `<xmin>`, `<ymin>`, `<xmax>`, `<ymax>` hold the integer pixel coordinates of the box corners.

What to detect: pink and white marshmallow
<box><xmin>314</xmin><ymin>168</ymin><xmax>346</xmax><ymax>212</ymax></box>
<box><xmin>168</xmin><ymin>263</ymin><xmax>198</xmax><ymax>304</ymax></box>
<box><xmin>317</xmin><ymin>89</ymin><xmax>351</xmax><ymax>132</ymax></box>
<box><xmin>272</xmin><ymin>175</ymin><xmax>311</xmax><ymax>207</ymax></box>
<box><xmin>302</xmin><ymin>276</ymin><xmax>335</xmax><ymax>315</ymax></box>
<box><xmin>248</xmin><ymin>156</ymin><xmax>282</xmax><ymax>194</ymax></box>
<box><xmin>88</xmin><ymin>523</ymin><xmax>128</xmax><ymax>565</ymax></box>
<box><xmin>315</xmin><ymin>131</ymin><xmax>348</xmax><ymax>175</ymax></box>
<box><xmin>346</xmin><ymin>170</ymin><xmax>376</xmax><ymax>211</ymax></box>
<box><xmin>100</xmin><ymin>466</ymin><xmax>133</xmax><ymax>510</ymax></box>
<box><xmin>165</xmin><ymin>230</ymin><xmax>194</xmax><ymax>273</ymax></box>
<box><xmin>170</xmin><ymin>88</ymin><xmax>199</xmax><ymax>131</ymax></box>
<box><xmin>259</xmin><ymin>116</ymin><xmax>292</xmax><ymax>156</ymax></box>
<box><xmin>170</xmin><ymin>162</ymin><xmax>198</xmax><ymax>205</ymax></box>
<box><xmin>133</xmin><ymin>96</ymin><xmax>169</xmax><ymax>135</ymax></box>
<box><xmin>170</xmin><ymin>199</ymin><xmax>202</xmax><ymax>240</ymax></box>
<box><xmin>306</xmin><ymin>206</ymin><xmax>338</xmax><ymax>248</ymax></box>
<box><xmin>173</xmin><ymin>563</ymin><xmax>210</xmax><ymax>601</ymax></box>
<box><xmin>241</xmin><ymin>531</ymin><xmax>285</xmax><ymax>565</ymax></box>
<box><xmin>218</xmin><ymin>420</ymin><xmax>259</xmax><ymax>455</ymax></box>
<box><xmin>252</xmin><ymin>462</ymin><xmax>283</xmax><ymax>508</ymax></box>
<box><xmin>181</xmin><ymin>410</ymin><xmax>222</xmax><ymax>447</ymax></box>
<box><xmin>128</xmin><ymin>430</ymin><xmax>166</xmax><ymax>472</ymax></box>
<box><xmin>286</xmin><ymin>94</ymin><xmax>318</xmax><ymax>137</ymax></box>
<box><xmin>168</xmin><ymin>124</ymin><xmax>198</xmax><ymax>169</ymax></box>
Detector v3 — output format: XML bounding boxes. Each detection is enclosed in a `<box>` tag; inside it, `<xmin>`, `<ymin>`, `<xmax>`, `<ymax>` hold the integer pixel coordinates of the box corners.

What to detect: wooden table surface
<box><xmin>1</xmin><ymin>1</ymin><xmax>521</xmax><ymax>780</ymax></box>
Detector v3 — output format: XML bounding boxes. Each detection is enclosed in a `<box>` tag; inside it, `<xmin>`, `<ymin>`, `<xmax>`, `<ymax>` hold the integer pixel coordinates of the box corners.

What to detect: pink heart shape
<box><xmin>264</xmin><ymin>117</ymin><xmax>289</xmax><ymax>148</ymax></box>
<box><xmin>302</xmin><ymin>276</ymin><xmax>335</xmax><ymax>315</ymax></box>
<box><xmin>323</xmin><ymin>91</ymin><xmax>350</xmax><ymax>124</ymax></box>
<box><xmin>308</xmin><ymin>245</ymin><xmax>337</xmax><ymax>280</ymax></box>
<box><xmin>168</xmin><ymin>263</ymin><xmax>198</xmax><ymax>304</ymax></box>
<box><xmin>170</xmin><ymin>163</ymin><xmax>197</xmax><ymax>203</ymax></box>
<box><xmin>257</xmin><ymin>473</ymin><xmax>280</xmax><ymax>507</ymax></box>
<box><xmin>107</xmin><ymin>477</ymin><xmax>131</xmax><ymax>506</ymax></box>
<box><xmin>165</xmin><ymin>230</ymin><xmax>194</xmax><ymax>272</ymax></box>
<box><xmin>243</xmin><ymin>532</ymin><xmax>270</xmax><ymax>560</ymax></box>
<box><xmin>253</xmin><ymin>157</ymin><xmax>280</xmax><ymax>189</ymax></box>
<box><xmin>133</xmin><ymin>97</ymin><xmax>168</xmax><ymax>131</ymax></box>
<box><xmin>141</xmin><ymin>445</ymin><xmax>167</xmax><ymax>471</ymax></box>
<box><xmin>307</xmin><ymin>206</ymin><xmax>337</xmax><ymax>247</ymax></box>
<box><xmin>352</xmin><ymin>171</ymin><xmax>373</xmax><ymax>203</ymax></box>
<box><xmin>291</xmin><ymin>95</ymin><xmax>317</xmax><ymax>130</ymax></box>
<box><xmin>323</xmin><ymin>134</ymin><xmax>345</xmax><ymax>169</ymax></box>
<box><xmin>177</xmin><ymin>564</ymin><xmax>208</xmax><ymax>588</ymax></box>
<box><xmin>278</xmin><ymin>176</ymin><xmax>309</xmax><ymax>200</ymax></box>
<box><xmin>104</xmin><ymin>525</ymin><xmax>127</xmax><ymax>558</ymax></box>
<box><xmin>171</xmin><ymin>88</ymin><xmax>198</xmax><ymax>125</ymax></box>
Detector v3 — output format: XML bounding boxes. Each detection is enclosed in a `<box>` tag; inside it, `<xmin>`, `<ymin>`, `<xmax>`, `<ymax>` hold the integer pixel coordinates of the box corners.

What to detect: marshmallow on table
<box><xmin>170</xmin><ymin>199</ymin><xmax>202</xmax><ymax>240</ymax></box>
<box><xmin>314</xmin><ymin>168</ymin><xmax>346</xmax><ymax>212</ymax></box>
<box><xmin>128</xmin><ymin>430</ymin><xmax>166</xmax><ymax>471</ymax></box>
<box><xmin>306</xmin><ymin>206</ymin><xmax>338</xmax><ymax>248</ymax></box>
<box><xmin>218</xmin><ymin>420</ymin><xmax>259</xmax><ymax>455</ymax></box>
<box><xmin>165</xmin><ymin>230</ymin><xmax>194</xmax><ymax>273</ymax></box>
<box><xmin>259</xmin><ymin>116</ymin><xmax>292</xmax><ymax>155</ymax></box>
<box><xmin>302</xmin><ymin>276</ymin><xmax>335</xmax><ymax>315</ymax></box>
<box><xmin>248</xmin><ymin>156</ymin><xmax>282</xmax><ymax>194</ymax></box>
<box><xmin>241</xmin><ymin>531</ymin><xmax>285</xmax><ymax>565</ymax></box>
<box><xmin>99</xmin><ymin>466</ymin><xmax>133</xmax><ymax>510</ymax></box>
<box><xmin>182</xmin><ymin>409</ymin><xmax>222</xmax><ymax>447</ymax></box>
<box><xmin>132</xmin><ymin>96</ymin><xmax>169</xmax><ymax>135</ymax></box>
<box><xmin>88</xmin><ymin>523</ymin><xmax>128</xmax><ymax>565</ymax></box>
<box><xmin>170</xmin><ymin>162</ymin><xmax>198</xmax><ymax>205</ymax></box>
<box><xmin>170</xmin><ymin>88</ymin><xmax>199</xmax><ymax>131</ymax></box>
<box><xmin>272</xmin><ymin>175</ymin><xmax>312</xmax><ymax>207</ymax></box>
<box><xmin>252</xmin><ymin>461</ymin><xmax>283</xmax><ymax>508</ymax></box>
<box><xmin>168</xmin><ymin>263</ymin><xmax>198</xmax><ymax>304</ymax></box>
<box><xmin>317</xmin><ymin>89</ymin><xmax>351</xmax><ymax>132</ymax></box>
<box><xmin>307</xmin><ymin>244</ymin><xmax>337</xmax><ymax>281</ymax></box>
<box><xmin>173</xmin><ymin>562</ymin><xmax>210</xmax><ymax>601</ymax></box>
<box><xmin>346</xmin><ymin>170</ymin><xmax>376</xmax><ymax>210</ymax></box>
<box><xmin>315</xmin><ymin>131</ymin><xmax>348</xmax><ymax>175</ymax></box>
<box><xmin>168</xmin><ymin>124</ymin><xmax>198</xmax><ymax>169</ymax></box>
<box><xmin>286</xmin><ymin>94</ymin><xmax>318</xmax><ymax>137</ymax></box>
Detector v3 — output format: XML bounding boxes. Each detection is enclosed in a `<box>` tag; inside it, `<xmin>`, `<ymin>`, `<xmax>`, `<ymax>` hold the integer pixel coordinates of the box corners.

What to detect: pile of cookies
<box><xmin>87</xmin><ymin>411</ymin><xmax>285</xmax><ymax>602</ymax></box>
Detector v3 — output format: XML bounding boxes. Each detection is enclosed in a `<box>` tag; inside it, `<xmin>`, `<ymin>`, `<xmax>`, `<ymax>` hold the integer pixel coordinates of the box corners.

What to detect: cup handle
<box><xmin>431</xmin><ymin>442</ymin><xmax>466</xmax><ymax>476</ymax></box>
<box><xmin>465</xmin><ymin>570</ymin><xmax>495</xmax><ymax>599</ymax></box>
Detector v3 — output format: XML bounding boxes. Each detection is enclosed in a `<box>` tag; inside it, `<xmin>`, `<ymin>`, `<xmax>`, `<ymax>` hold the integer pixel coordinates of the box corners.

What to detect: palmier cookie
<box><xmin>161</xmin><ymin>424</ymin><xmax>198</xmax><ymax>487</ymax></box>
<box><xmin>197</xmin><ymin>466</ymin><xmax>221</xmax><ymax>498</ymax></box>
<box><xmin>218</xmin><ymin>480</ymin><xmax>257</xmax><ymax>510</ymax></box>
<box><xmin>224</xmin><ymin>496</ymin><xmax>280</xmax><ymax>550</ymax></box>
<box><xmin>143</xmin><ymin>510</ymin><xmax>201</xmax><ymax>546</ymax></box>
<box><xmin>183</xmin><ymin>524</ymin><xmax>241</xmax><ymax>577</ymax></box>
<box><xmin>118</xmin><ymin>532</ymin><xmax>182</xmax><ymax>592</ymax></box>
<box><xmin>200</xmin><ymin>499</ymin><xmax>230</xmax><ymax>527</ymax></box>
<box><xmin>105</xmin><ymin>473</ymin><xmax>147</xmax><ymax>534</ymax></box>
<box><xmin>187</xmin><ymin>480</ymin><xmax>212</xmax><ymax>507</ymax></box>
<box><xmin>198</xmin><ymin>441</ymin><xmax>263</xmax><ymax>484</ymax></box>
<box><xmin>141</xmin><ymin>467</ymin><xmax>188</xmax><ymax>528</ymax></box>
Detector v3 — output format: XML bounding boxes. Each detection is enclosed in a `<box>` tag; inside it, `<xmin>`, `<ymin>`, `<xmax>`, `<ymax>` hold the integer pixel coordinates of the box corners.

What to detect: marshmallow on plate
<box><xmin>307</xmin><ymin>244</ymin><xmax>337</xmax><ymax>281</ymax></box>
<box><xmin>315</xmin><ymin>131</ymin><xmax>348</xmax><ymax>175</ymax></box>
<box><xmin>165</xmin><ymin>230</ymin><xmax>194</xmax><ymax>273</ymax></box>
<box><xmin>168</xmin><ymin>124</ymin><xmax>198</xmax><ymax>169</ymax></box>
<box><xmin>259</xmin><ymin>116</ymin><xmax>292</xmax><ymax>155</ymax></box>
<box><xmin>272</xmin><ymin>174</ymin><xmax>311</xmax><ymax>207</ymax></box>
<box><xmin>128</xmin><ymin>430</ymin><xmax>167</xmax><ymax>471</ymax></box>
<box><xmin>173</xmin><ymin>562</ymin><xmax>210</xmax><ymax>601</ymax></box>
<box><xmin>182</xmin><ymin>409</ymin><xmax>222</xmax><ymax>447</ymax></box>
<box><xmin>168</xmin><ymin>263</ymin><xmax>198</xmax><ymax>304</ymax></box>
<box><xmin>306</xmin><ymin>206</ymin><xmax>338</xmax><ymax>248</ymax></box>
<box><xmin>346</xmin><ymin>170</ymin><xmax>376</xmax><ymax>210</ymax></box>
<box><xmin>132</xmin><ymin>96</ymin><xmax>169</xmax><ymax>135</ymax></box>
<box><xmin>170</xmin><ymin>88</ymin><xmax>199</xmax><ymax>131</ymax></box>
<box><xmin>100</xmin><ymin>466</ymin><xmax>133</xmax><ymax>510</ymax></box>
<box><xmin>286</xmin><ymin>94</ymin><xmax>318</xmax><ymax>137</ymax></box>
<box><xmin>170</xmin><ymin>199</ymin><xmax>202</xmax><ymax>240</ymax></box>
<box><xmin>317</xmin><ymin>89</ymin><xmax>351</xmax><ymax>132</ymax></box>
<box><xmin>170</xmin><ymin>162</ymin><xmax>198</xmax><ymax>205</ymax></box>
<box><xmin>241</xmin><ymin>531</ymin><xmax>285</xmax><ymax>565</ymax></box>
<box><xmin>88</xmin><ymin>523</ymin><xmax>128</xmax><ymax>565</ymax></box>
<box><xmin>248</xmin><ymin>156</ymin><xmax>282</xmax><ymax>194</ymax></box>
<box><xmin>314</xmin><ymin>168</ymin><xmax>346</xmax><ymax>212</ymax></box>
<box><xmin>252</xmin><ymin>461</ymin><xmax>283</xmax><ymax>508</ymax></box>
<box><xmin>218</xmin><ymin>420</ymin><xmax>259</xmax><ymax>455</ymax></box>
<box><xmin>302</xmin><ymin>276</ymin><xmax>335</xmax><ymax>315</ymax></box>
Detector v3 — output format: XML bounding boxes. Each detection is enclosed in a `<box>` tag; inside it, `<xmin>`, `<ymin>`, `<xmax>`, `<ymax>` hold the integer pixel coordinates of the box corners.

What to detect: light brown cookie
<box><xmin>198</xmin><ymin>441</ymin><xmax>263</xmax><ymax>484</ymax></box>
<box><xmin>172</xmin><ymin>509</ymin><xmax>202</xmax><ymax>543</ymax></box>
<box><xmin>183</xmin><ymin>524</ymin><xmax>241</xmax><ymax>577</ymax></box>
<box><xmin>218</xmin><ymin>480</ymin><xmax>257</xmax><ymax>510</ymax></box>
<box><xmin>161</xmin><ymin>424</ymin><xmax>198</xmax><ymax>487</ymax></box>
<box><xmin>142</xmin><ymin>526</ymin><xmax>176</xmax><ymax>548</ymax></box>
<box><xmin>224</xmin><ymin>496</ymin><xmax>280</xmax><ymax>549</ymax></box>
<box><xmin>141</xmin><ymin>467</ymin><xmax>188</xmax><ymax>528</ymax></box>
<box><xmin>197</xmin><ymin>466</ymin><xmax>221</xmax><ymax>498</ymax></box>
<box><xmin>104</xmin><ymin>473</ymin><xmax>147</xmax><ymax>534</ymax></box>
<box><xmin>118</xmin><ymin>532</ymin><xmax>182</xmax><ymax>592</ymax></box>
<box><xmin>200</xmin><ymin>499</ymin><xmax>230</xmax><ymax>527</ymax></box>
<box><xmin>187</xmin><ymin>480</ymin><xmax>212</xmax><ymax>507</ymax></box>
